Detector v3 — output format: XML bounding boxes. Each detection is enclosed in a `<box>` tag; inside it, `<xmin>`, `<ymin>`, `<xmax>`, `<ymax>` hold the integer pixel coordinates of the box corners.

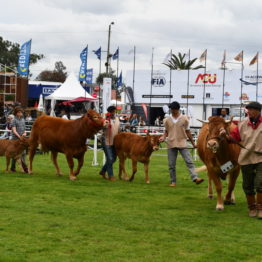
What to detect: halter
<box><xmin>87</xmin><ymin>115</ymin><xmax>104</xmax><ymax>128</ymax></box>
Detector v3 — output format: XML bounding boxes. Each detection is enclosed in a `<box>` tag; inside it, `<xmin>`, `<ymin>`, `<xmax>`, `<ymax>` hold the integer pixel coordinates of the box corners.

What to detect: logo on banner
<box><xmin>195</xmin><ymin>74</ymin><xmax>217</xmax><ymax>84</ymax></box>
<box><xmin>43</xmin><ymin>87</ymin><xmax>57</xmax><ymax>95</ymax></box>
<box><xmin>151</xmin><ymin>76</ymin><xmax>166</xmax><ymax>87</ymax></box>
<box><xmin>240</xmin><ymin>93</ymin><xmax>249</xmax><ymax>100</ymax></box>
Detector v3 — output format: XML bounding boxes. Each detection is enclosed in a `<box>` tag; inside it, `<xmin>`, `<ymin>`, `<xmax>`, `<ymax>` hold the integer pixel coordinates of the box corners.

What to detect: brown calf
<box><xmin>0</xmin><ymin>137</ymin><xmax>29</xmax><ymax>172</ymax></box>
<box><xmin>113</xmin><ymin>132</ymin><xmax>161</xmax><ymax>183</ymax></box>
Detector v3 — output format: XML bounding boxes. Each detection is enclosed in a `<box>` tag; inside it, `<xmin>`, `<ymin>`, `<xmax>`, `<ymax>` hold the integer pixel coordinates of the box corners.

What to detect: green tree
<box><xmin>36</xmin><ymin>61</ymin><xmax>67</xmax><ymax>82</ymax></box>
<box><xmin>96</xmin><ymin>71</ymin><xmax>118</xmax><ymax>90</ymax></box>
<box><xmin>163</xmin><ymin>52</ymin><xmax>205</xmax><ymax>70</ymax></box>
<box><xmin>0</xmin><ymin>36</ymin><xmax>44</xmax><ymax>71</ymax></box>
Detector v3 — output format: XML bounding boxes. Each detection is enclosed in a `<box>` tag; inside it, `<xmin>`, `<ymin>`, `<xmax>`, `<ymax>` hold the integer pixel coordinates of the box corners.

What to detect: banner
<box><xmin>102</xmin><ymin>78</ymin><xmax>112</xmax><ymax>113</ymax></box>
<box><xmin>86</xmin><ymin>68</ymin><xmax>93</xmax><ymax>84</ymax></box>
<box><xmin>125</xmin><ymin>69</ymin><xmax>262</xmax><ymax>105</ymax></box>
<box><xmin>79</xmin><ymin>47</ymin><xmax>88</xmax><ymax>81</ymax></box>
<box><xmin>17</xmin><ymin>39</ymin><xmax>32</xmax><ymax>76</ymax></box>
<box><xmin>117</xmin><ymin>71</ymin><xmax>122</xmax><ymax>87</ymax></box>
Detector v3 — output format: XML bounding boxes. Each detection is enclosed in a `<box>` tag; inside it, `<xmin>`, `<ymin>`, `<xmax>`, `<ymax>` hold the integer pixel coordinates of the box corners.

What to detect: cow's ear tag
<box><xmin>220</xmin><ymin>161</ymin><xmax>234</xmax><ymax>173</ymax></box>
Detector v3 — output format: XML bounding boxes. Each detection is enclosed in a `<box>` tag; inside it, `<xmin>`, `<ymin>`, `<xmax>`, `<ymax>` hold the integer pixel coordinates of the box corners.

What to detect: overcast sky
<box><xmin>1</xmin><ymin>0</ymin><xmax>262</xmax><ymax>80</ymax></box>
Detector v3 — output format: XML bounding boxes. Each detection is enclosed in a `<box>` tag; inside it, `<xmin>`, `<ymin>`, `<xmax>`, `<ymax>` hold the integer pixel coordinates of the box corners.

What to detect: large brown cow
<box><xmin>0</xmin><ymin>137</ymin><xmax>29</xmax><ymax>172</ymax></box>
<box><xmin>197</xmin><ymin>116</ymin><xmax>240</xmax><ymax>210</ymax></box>
<box><xmin>29</xmin><ymin>109</ymin><xmax>105</xmax><ymax>180</ymax></box>
<box><xmin>113</xmin><ymin>132</ymin><xmax>161</xmax><ymax>184</ymax></box>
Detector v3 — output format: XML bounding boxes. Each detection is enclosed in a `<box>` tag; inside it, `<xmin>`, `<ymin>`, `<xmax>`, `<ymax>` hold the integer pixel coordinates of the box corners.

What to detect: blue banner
<box><xmin>113</xmin><ymin>48</ymin><xmax>119</xmax><ymax>60</ymax></box>
<box><xmin>86</xmin><ymin>68</ymin><xmax>93</xmax><ymax>84</ymax></box>
<box><xmin>79</xmin><ymin>47</ymin><xmax>88</xmax><ymax>82</ymax></box>
<box><xmin>117</xmin><ymin>71</ymin><xmax>122</xmax><ymax>87</ymax></box>
<box><xmin>93</xmin><ymin>47</ymin><xmax>101</xmax><ymax>60</ymax></box>
<box><xmin>17</xmin><ymin>39</ymin><xmax>32</xmax><ymax>76</ymax></box>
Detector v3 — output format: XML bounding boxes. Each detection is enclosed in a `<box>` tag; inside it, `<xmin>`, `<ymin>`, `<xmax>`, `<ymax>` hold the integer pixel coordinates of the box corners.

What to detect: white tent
<box><xmin>45</xmin><ymin>72</ymin><xmax>96</xmax><ymax>101</ymax></box>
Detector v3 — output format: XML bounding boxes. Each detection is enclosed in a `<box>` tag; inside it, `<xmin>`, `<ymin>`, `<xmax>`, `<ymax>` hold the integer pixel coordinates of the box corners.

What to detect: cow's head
<box><xmin>198</xmin><ymin>116</ymin><xmax>231</xmax><ymax>153</ymax></box>
<box><xmin>19</xmin><ymin>137</ymin><xmax>30</xmax><ymax>149</ymax></box>
<box><xmin>86</xmin><ymin>109</ymin><xmax>105</xmax><ymax>128</ymax></box>
<box><xmin>147</xmin><ymin>134</ymin><xmax>161</xmax><ymax>151</ymax></box>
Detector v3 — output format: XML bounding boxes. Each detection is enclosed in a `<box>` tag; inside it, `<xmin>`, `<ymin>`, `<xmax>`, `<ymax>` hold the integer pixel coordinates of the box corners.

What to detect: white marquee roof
<box><xmin>45</xmin><ymin>72</ymin><xmax>96</xmax><ymax>100</ymax></box>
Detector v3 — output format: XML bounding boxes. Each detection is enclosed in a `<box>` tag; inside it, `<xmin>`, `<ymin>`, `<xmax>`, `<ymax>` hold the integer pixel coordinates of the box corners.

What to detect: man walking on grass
<box><xmin>160</xmin><ymin>101</ymin><xmax>204</xmax><ymax>187</ymax></box>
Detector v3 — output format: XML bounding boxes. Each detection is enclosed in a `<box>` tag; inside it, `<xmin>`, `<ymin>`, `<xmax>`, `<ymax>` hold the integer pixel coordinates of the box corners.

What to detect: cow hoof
<box><xmin>146</xmin><ymin>181</ymin><xmax>150</xmax><ymax>184</ymax></box>
<box><xmin>208</xmin><ymin>195</ymin><xmax>214</xmax><ymax>200</ymax></box>
<box><xmin>123</xmin><ymin>176</ymin><xmax>129</xmax><ymax>181</ymax></box>
<box><xmin>70</xmin><ymin>176</ymin><xmax>77</xmax><ymax>181</ymax></box>
<box><xmin>216</xmin><ymin>206</ymin><xmax>224</xmax><ymax>211</ymax></box>
<box><xmin>224</xmin><ymin>200</ymin><xmax>236</xmax><ymax>205</ymax></box>
<box><xmin>56</xmin><ymin>173</ymin><xmax>63</xmax><ymax>177</ymax></box>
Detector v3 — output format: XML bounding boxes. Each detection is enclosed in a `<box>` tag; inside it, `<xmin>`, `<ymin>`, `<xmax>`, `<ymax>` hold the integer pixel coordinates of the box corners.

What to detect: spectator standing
<box><xmin>11</xmin><ymin>107</ymin><xmax>28</xmax><ymax>173</ymax></box>
<box><xmin>159</xmin><ymin>101</ymin><xmax>204</xmax><ymax>187</ymax></box>
<box><xmin>220</xmin><ymin>108</ymin><xmax>230</xmax><ymax>120</ymax></box>
<box><xmin>0</xmin><ymin>114</ymin><xmax>14</xmax><ymax>139</ymax></box>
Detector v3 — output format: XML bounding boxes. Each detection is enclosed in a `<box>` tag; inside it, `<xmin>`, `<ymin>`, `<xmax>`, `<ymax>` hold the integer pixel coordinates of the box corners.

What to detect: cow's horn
<box><xmin>197</xmin><ymin>119</ymin><xmax>209</xmax><ymax>124</ymax></box>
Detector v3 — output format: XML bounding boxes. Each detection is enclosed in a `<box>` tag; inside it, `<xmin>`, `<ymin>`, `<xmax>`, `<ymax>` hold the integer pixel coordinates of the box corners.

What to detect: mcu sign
<box><xmin>195</xmin><ymin>74</ymin><xmax>217</xmax><ymax>84</ymax></box>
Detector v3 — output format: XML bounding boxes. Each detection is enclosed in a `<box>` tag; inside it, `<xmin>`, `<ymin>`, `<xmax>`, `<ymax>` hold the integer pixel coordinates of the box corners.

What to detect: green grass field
<box><xmin>0</xmin><ymin>149</ymin><xmax>261</xmax><ymax>262</ymax></box>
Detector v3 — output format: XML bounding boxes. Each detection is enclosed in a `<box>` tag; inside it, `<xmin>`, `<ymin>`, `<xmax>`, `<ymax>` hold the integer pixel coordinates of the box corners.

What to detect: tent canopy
<box><xmin>61</xmin><ymin>96</ymin><xmax>96</xmax><ymax>106</ymax></box>
<box><xmin>45</xmin><ymin>72</ymin><xmax>96</xmax><ymax>101</ymax></box>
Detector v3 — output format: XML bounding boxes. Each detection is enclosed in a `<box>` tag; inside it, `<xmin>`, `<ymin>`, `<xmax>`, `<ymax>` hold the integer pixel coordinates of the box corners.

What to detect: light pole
<box><xmin>106</xmin><ymin>22</ymin><xmax>114</xmax><ymax>75</ymax></box>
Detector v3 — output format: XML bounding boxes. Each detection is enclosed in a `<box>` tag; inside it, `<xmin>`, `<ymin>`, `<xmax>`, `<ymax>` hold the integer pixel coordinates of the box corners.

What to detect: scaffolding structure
<box><xmin>0</xmin><ymin>63</ymin><xmax>17</xmax><ymax>104</ymax></box>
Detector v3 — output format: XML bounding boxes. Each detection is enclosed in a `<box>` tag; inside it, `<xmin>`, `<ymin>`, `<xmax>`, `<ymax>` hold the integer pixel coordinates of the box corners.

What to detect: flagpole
<box><xmin>149</xmin><ymin>47</ymin><xmax>154</xmax><ymax>125</ymax></box>
<box><xmin>222</xmin><ymin>59</ymin><xmax>226</xmax><ymax>108</ymax></box>
<box><xmin>256</xmin><ymin>52</ymin><xmax>259</xmax><ymax>102</ymax></box>
<box><xmin>132</xmin><ymin>46</ymin><xmax>136</xmax><ymax>102</ymax></box>
<box><xmin>186</xmin><ymin>49</ymin><xmax>190</xmax><ymax>115</ymax></box>
<box><xmin>239</xmin><ymin>51</ymin><xmax>244</xmax><ymax>120</ymax></box>
<box><xmin>116</xmin><ymin>47</ymin><xmax>119</xmax><ymax>112</ymax></box>
<box><xmin>99</xmin><ymin>47</ymin><xmax>102</xmax><ymax>113</ymax></box>
<box><xmin>85</xmin><ymin>44</ymin><xmax>88</xmax><ymax>100</ymax></box>
<box><xmin>202</xmin><ymin>49</ymin><xmax>207</xmax><ymax>120</ymax></box>
<box><xmin>169</xmin><ymin>49</ymin><xmax>172</xmax><ymax>105</ymax></box>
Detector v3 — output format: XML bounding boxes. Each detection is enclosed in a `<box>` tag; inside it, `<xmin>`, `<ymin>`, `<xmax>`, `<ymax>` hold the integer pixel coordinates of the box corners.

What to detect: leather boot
<box><xmin>246</xmin><ymin>194</ymin><xmax>257</xmax><ymax>217</ymax></box>
<box><xmin>256</xmin><ymin>193</ymin><xmax>262</xmax><ymax>219</ymax></box>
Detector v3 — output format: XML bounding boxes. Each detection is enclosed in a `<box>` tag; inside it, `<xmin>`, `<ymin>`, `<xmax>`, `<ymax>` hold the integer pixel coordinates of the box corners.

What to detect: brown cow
<box><xmin>0</xmin><ymin>137</ymin><xmax>29</xmax><ymax>172</ymax></box>
<box><xmin>197</xmin><ymin>116</ymin><xmax>240</xmax><ymax>210</ymax></box>
<box><xmin>29</xmin><ymin>109</ymin><xmax>105</xmax><ymax>180</ymax></box>
<box><xmin>113</xmin><ymin>132</ymin><xmax>161</xmax><ymax>183</ymax></box>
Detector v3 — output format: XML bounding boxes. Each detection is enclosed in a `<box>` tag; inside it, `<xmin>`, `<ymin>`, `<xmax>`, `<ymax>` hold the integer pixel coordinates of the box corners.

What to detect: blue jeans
<box><xmin>101</xmin><ymin>141</ymin><xmax>117</xmax><ymax>178</ymax></box>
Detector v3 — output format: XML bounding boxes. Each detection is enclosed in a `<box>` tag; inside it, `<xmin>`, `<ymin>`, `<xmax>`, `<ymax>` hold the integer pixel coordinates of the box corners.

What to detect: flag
<box><xmin>234</xmin><ymin>51</ymin><xmax>243</xmax><ymax>62</ymax></box>
<box><xmin>163</xmin><ymin>51</ymin><xmax>172</xmax><ymax>64</ymax></box>
<box><xmin>117</xmin><ymin>71</ymin><xmax>122</xmax><ymax>87</ymax></box>
<box><xmin>86</xmin><ymin>68</ymin><xmax>93</xmax><ymax>84</ymax></box>
<box><xmin>17</xmin><ymin>39</ymin><xmax>32</xmax><ymax>76</ymax></box>
<box><xmin>141</xmin><ymin>104</ymin><xmax>148</xmax><ymax>120</ymax></box>
<box><xmin>93</xmin><ymin>47</ymin><xmax>101</xmax><ymax>60</ymax></box>
<box><xmin>79</xmin><ymin>47</ymin><xmax>88</xmax><ymax>82</ymax></box>
<box><xmin>221</xmin><ymin>50</ymin><xmax>226</xmax><ymax>67</ymax></box>
<box><xmin>249</xmin><ymin>52</ymin><xmax>259</xmax><ymax>66</ymax></box>
<box><xmin>112</xmin><ymin>48</ymin><xmax>119</xmax><ymax>60</ymax></box>
<box><xmin>199</xmin><ymin>49</ymin><xmax>207</xmax><ymax>62</ymax></box>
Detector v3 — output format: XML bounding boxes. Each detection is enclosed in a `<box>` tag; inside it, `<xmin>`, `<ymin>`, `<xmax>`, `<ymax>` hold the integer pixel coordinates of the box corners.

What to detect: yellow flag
<box><xmin>234</xmin><ymin>51</ymin><xmax>243</xmax><ymax>62</ymax></box>
<box><xmin>249</xmin><ymin>52</ymin><xmax>259</xmax><ymax>66</ymax></box>
<box><xmin>199</xmin><ymin>49</ymin><xmax>207</xmax><ymax>62</ymax></box>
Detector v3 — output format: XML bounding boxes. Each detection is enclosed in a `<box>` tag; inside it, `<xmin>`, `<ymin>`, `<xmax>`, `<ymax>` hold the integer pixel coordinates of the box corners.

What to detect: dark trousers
<box><xmin>241</xmin><ymin>162</ymin><xmax>262</xmax><ymax>195</ymax></box>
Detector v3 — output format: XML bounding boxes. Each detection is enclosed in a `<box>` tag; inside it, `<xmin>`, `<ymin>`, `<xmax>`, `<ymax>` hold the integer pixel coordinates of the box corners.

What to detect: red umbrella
<box><xmin>61</xmin><ymin>96</ymin><xmax>97</xmax><ymax>106</ymax></box>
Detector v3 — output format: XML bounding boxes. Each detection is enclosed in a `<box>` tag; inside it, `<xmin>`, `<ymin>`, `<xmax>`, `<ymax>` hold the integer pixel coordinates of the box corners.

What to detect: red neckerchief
<box><xmin>247</xmin><ymin>115</ymin><xmax>262</xmax><ymax>129</ymax></box>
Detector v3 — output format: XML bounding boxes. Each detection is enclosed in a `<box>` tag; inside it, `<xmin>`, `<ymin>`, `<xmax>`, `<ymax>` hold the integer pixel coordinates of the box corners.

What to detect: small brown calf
<box><xmin>113</xmin><ymin>132</ymin><xmax>161</xmax><ymax>183</ymax></box>
<box><xmin>0</xmin><ymin>137</ymin><xmax>29</xmax><ymax>172</ymax></box>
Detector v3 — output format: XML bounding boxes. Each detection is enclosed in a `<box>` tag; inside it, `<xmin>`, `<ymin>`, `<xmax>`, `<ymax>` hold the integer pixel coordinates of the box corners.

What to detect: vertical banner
<box><xmin>79</xmin><ymin>46</ymin><xmax>88</xmax><ymax>82</ymax></box>
<box><xmin>102</xmin><ymin>78</ymin><xmax>112</xmax><ymax>113</ymax></box>
<box><xmin>86</xmin><ymin>68</ymin><xmax>93</xmax><ymax>84</ymax></box>
<box><xmin>17</xmin><ymin>39</ymin><xmax>32</xmax><ymax>76</ymax></box>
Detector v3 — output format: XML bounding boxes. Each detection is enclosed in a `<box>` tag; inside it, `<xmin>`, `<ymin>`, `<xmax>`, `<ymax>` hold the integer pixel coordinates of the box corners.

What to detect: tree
<box><xmin>96</xmin><ymin>71</ymin><xmax>118</xmax><ymax>90</ymax></box>
<box><xmin>0</xmin><ymin>36</ymin><xmax>44</xmax><ymax>71</ymax></box>
<box><xmin>163</xmin><ymin>52</ymin><xmax>205</xmax><ymax>70</ymax></box>
<box><xmin>36</xmin><ymin>61</ymin><xmax>67</xmax><ymax>82</ymax></box>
